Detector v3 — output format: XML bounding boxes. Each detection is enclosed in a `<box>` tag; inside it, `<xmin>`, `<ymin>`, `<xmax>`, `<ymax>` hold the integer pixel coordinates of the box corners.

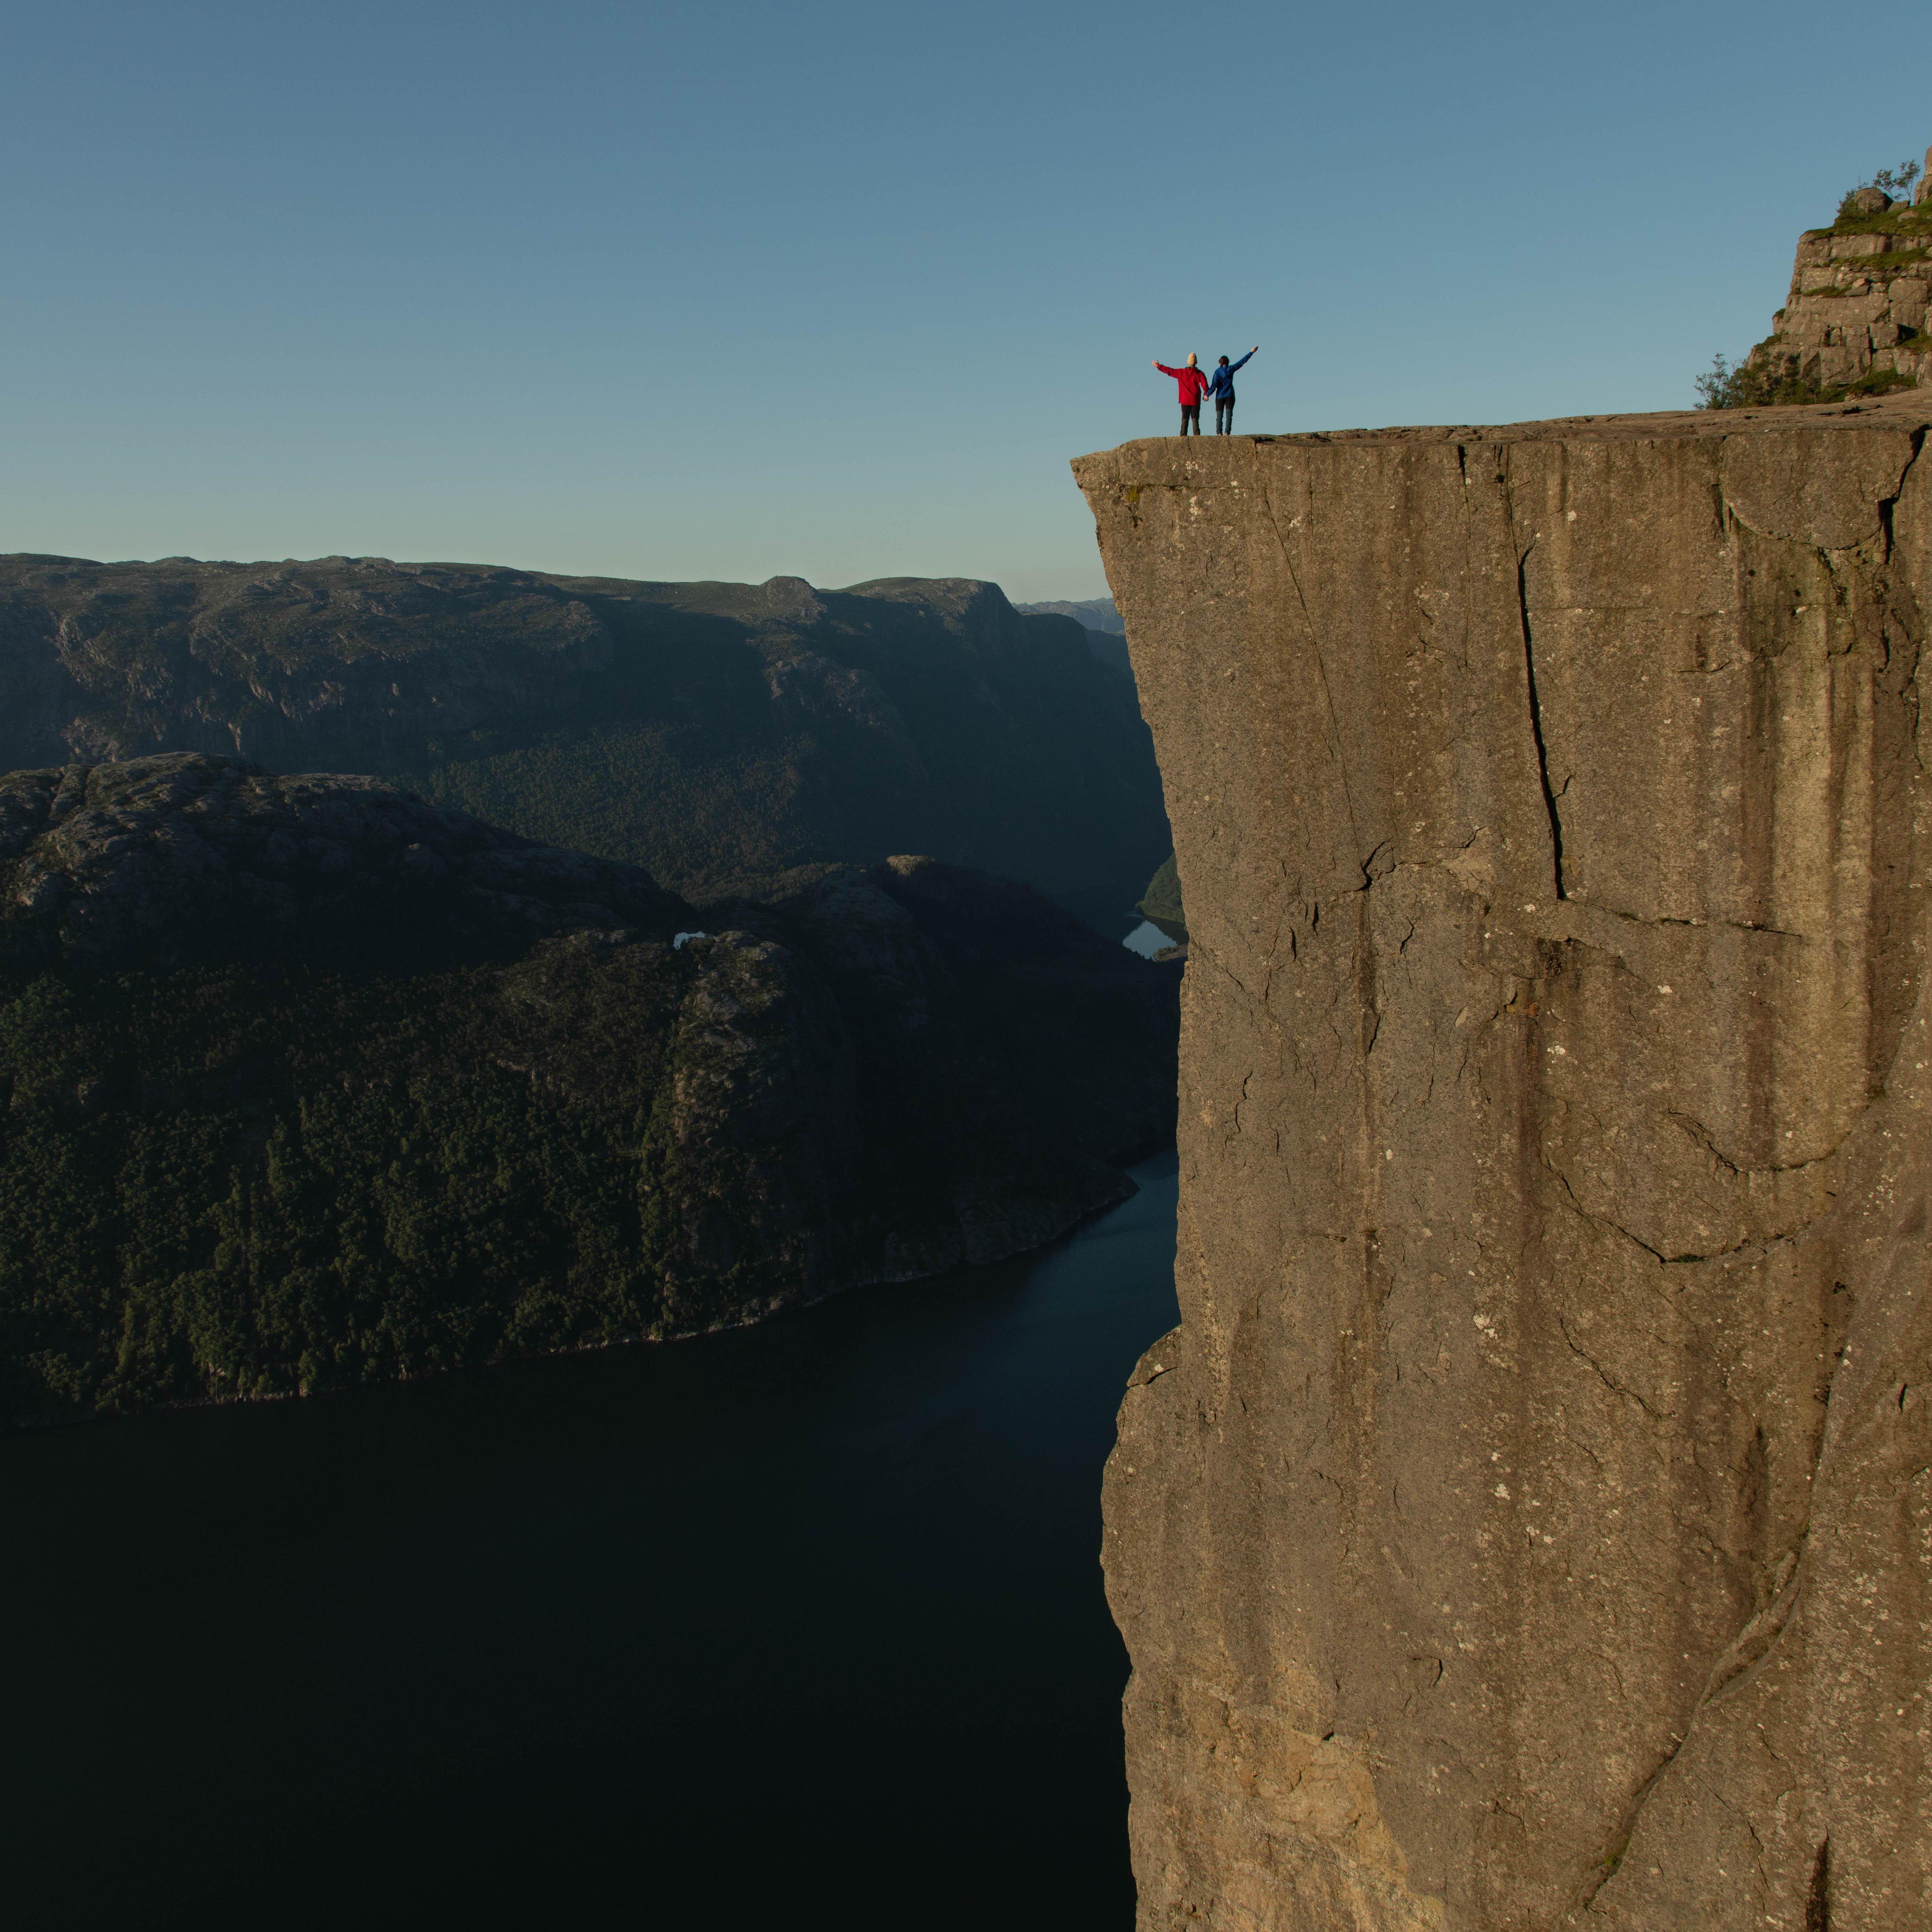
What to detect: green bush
<box><xmin>1695</xmin><ymin>344</ymin><xmax>1920</xmax><ymax>411</ymax></box>
<box><xmin>1837</xmin><ymin>160</ymin><xmax>1921</xmax><ymax>223</ymax></box>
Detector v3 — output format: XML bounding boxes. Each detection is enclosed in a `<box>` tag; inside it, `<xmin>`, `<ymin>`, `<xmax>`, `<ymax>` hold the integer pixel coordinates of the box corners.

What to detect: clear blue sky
<box><xmin>2</xmin><ymin>0</ymin><xmax>1924</xmax><ymax>600</ymax></box>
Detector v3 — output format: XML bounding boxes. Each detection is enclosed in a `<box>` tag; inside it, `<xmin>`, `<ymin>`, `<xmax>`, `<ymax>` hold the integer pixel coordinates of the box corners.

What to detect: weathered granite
<box><xmin>1752</xmin><ymin>176</ymin><xmax>1932</xmax><ymax>393</ymax></box>
<box><xmin>1076</xmin><ymin>397</ymin><xmax>1932</xmax><ymax>1928</ymax></box>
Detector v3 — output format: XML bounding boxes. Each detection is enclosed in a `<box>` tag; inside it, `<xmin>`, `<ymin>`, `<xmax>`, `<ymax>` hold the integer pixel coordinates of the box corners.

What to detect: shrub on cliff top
<box><xmin>1695</xmin><ymin>344</ymin><xmax>1919</xmax><ymax>411</ymax></box>
<box><xmin>1694</xmin><ymin>350</ymin><xmax>1801</xmax><ymax>410</ymax></box>
<box><xmin>1838</xmin><ymin>161</ymin><xmax>1920</xmax><ymax>223</ymax></box>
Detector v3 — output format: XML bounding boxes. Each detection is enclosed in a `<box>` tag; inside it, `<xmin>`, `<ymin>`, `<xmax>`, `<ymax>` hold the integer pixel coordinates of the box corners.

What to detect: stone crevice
<box><xmin>1515</xmin><ymin>538</ymin><xmax>1568</xmax><ymax>904</ymax></box>
<box><xmin>1556</xmin><ymin>1313</ymin><xmax>1667</xmax><ymax>1422</ymax></box>
<box><xmin>1665</xmin><ymin>1107</ymin><xmax>1846</xmax><ymax>1178</ymax></box>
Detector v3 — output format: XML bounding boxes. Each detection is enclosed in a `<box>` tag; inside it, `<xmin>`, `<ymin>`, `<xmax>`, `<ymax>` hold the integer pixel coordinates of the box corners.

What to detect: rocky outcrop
<box><xmin>1076</xmin><ymin>397</ymin><xmax>1932</xmax><ymax>1928</ymax></box>
<box><xmin>0</xmin><ymin>557</ymin><xmax>1169</xmax><ymax>929</ymax></box>
<box><xmin>1745</xmin><ymin>148</ymin><xmax>1932</xmax><ymax>395</ymax></box>
<box><xmin>0</xmin><ymin>754</ymin><xmax>1177</xmax><ymax>1423</ymax></box>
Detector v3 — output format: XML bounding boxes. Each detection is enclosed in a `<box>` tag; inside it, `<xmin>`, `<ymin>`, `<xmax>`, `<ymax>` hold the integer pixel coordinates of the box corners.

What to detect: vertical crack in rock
<box><xmin>1577</xmin><ymin>1748</ymin><xmax>1688</xmax><ymax>1910</ymax></box>
<box><xmin>1515</xmin><ymin>541</ymin><xmax>1566</xmax><ymax>901</ymax></box>
<box><xmin>1584</xmin><ymin>1541</ymin><xmax>1815</xmax><ymax>1908</ymax></box>
<box><xmin>1882</xmin><ymin>426</ymin><xmax>1927</xmax><ymax>562</ymax></box>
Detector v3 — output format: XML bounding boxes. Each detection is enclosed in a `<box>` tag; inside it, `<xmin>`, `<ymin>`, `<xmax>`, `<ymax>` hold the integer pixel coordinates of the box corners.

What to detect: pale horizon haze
<box><xmin>2</xmin><ymin>0</ymin><xmax>1925</xmax><ymax>602</ymax></box>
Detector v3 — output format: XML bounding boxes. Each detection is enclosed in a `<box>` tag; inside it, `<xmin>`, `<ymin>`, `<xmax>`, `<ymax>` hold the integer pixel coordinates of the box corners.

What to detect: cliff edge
<box><xmin>1076</xmin><ymin>397</ymin><xmax>1932</xmax><ymax>1927</ymax></box>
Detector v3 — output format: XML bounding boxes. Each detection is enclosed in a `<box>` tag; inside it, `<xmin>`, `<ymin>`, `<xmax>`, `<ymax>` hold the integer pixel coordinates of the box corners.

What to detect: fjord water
<box><xmin>6</xmin><ymin>1154</ymin><xmax>1179</xmax><ymax>1930</ymax></box>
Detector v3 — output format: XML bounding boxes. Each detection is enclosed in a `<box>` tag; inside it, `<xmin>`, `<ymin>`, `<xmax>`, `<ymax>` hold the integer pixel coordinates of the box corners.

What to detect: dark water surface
<box><xmin>5</xmin><ymin>1154</ymin><xmax>1179</xmax><ymax>1930</ymax></box>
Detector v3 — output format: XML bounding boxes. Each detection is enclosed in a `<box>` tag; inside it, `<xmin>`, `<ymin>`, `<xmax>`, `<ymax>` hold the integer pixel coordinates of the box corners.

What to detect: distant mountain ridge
<box><xmin>1015</xmin><ymin>597</ymin><xmax>1124</xmax><ymax>634</ymax></box>
<box><xmin>0</xmin><ymin>557</ymin><xmax>1167</xmax><ymax>931</ymax></box>
<box><xmin>1016</xmin><ymin>597</ymin><xmax>1131</xmax><ymax>681</ymax></box>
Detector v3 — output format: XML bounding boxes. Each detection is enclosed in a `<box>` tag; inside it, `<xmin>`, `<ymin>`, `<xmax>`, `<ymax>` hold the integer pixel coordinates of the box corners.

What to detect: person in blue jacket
<box><xmin>1208</xmin><ymin>347</ymin><xmax>1257</xmax><ymax>434</ymax></box>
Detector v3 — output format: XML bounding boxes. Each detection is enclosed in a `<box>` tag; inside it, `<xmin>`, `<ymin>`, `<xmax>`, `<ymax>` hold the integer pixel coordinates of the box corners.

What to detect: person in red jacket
<box><xmin>1153</xmin><ymin>353</ymin><xmax>1210</xmax><ymax>435</ymax></box>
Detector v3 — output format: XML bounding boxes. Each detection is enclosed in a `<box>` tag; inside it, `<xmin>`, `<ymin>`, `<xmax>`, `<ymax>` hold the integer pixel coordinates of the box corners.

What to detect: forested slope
<box><xmin>0</xmin><ymin>754</ymin><xmax>1178</xmax><ymax>1424</ymax></box>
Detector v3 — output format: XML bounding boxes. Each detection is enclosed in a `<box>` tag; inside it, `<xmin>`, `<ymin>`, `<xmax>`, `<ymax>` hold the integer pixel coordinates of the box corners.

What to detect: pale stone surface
<box><xmin>1075</xmin><ymin>397</ymin><xmax>1932</xmax><ymax>1929</ymax></box>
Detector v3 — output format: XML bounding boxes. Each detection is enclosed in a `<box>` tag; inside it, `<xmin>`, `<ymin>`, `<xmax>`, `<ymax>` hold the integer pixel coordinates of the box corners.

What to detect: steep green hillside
<box><xmin>0</xmin><ymin>755</ymin><xmax>1178</xmax><ymax>1424</ymax></box>
<box><xmin>0</xmin><ymin>558</ymin><xmax>1168</xmax><ymax>929</ymax></box>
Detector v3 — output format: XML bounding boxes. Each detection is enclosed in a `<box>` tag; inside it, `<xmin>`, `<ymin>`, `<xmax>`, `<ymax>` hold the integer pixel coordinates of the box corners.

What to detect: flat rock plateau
<box><xmin>1076</xmin><ymin>396</ymin><xmax>1932</xmax><ymax>1927</ymax></box>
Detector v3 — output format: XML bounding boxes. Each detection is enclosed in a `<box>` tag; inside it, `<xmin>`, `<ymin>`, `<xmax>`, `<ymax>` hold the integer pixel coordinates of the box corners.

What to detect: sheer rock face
<box><xmin>1075</xmin><ymin>400</ymin><xmax>1932</xmax><ymax>1930</ymax></box>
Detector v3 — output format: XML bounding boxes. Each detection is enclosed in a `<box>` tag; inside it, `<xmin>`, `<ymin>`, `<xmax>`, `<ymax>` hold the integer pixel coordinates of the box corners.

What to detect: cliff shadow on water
<box><xmin>1078</xmin><ymin>396</ymin><xmax>1932</xmax><ymax>1930</ymax></box>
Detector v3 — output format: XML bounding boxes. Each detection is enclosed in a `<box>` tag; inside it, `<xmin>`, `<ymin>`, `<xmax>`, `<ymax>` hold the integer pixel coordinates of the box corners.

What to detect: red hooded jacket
<box><xmin>1156</xmin><ymin>362</ymin><xmax>1211</xmax><ymax>404</ymax></box>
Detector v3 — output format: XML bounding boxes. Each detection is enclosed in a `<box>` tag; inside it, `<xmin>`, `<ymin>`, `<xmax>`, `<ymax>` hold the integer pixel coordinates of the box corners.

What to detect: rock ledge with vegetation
<box><xmin>1704</xmin><ymin>144</ymin><xmax>1932</xmax><ymax>406</ymax></box>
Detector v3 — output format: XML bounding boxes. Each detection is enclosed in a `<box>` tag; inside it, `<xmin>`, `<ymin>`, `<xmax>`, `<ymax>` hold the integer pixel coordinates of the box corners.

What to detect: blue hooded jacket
<box><xmin>1207</xmin><ymin>350</ymin><xmax>1253</xmax><ymax>400</ymax></box>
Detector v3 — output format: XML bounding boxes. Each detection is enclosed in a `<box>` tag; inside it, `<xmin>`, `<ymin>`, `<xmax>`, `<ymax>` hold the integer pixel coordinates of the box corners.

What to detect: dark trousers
<box><xmin>1180</xmin><ymin>402</ymin><xmax>1201</xmax><ymax>434</ymax></box>
<box><xmin>1215</xmin><ymin>397</ymin><xmax>1234</xmax><ymax>433</ymax></box>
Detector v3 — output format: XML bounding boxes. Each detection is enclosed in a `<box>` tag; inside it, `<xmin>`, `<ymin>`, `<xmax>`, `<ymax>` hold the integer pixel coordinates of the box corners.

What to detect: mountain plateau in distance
<box><xmin>0</xmin><ymin>559</ymin><xmax>1166</xmax><ymax>933</ymax></box>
